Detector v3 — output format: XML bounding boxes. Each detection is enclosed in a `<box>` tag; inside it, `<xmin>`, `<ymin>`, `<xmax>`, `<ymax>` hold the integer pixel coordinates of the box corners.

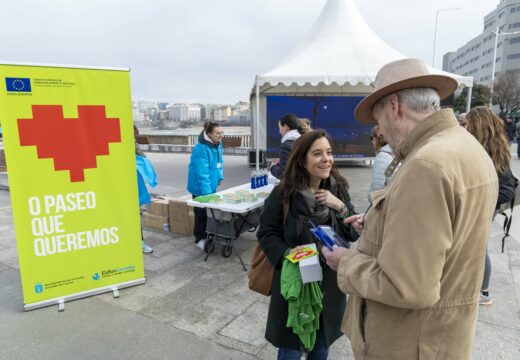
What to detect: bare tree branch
<box><xmin>493</xmin><ymin>71</ymin><xmax>520</xmax><ymax>118</ymax></box>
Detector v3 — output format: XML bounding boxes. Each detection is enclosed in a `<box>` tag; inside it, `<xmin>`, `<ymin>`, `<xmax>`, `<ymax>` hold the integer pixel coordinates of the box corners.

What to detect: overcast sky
<box><xmin>0</xmin><ymin>0</ymin><xmax>497</xmax><ymax>103</ymax></box>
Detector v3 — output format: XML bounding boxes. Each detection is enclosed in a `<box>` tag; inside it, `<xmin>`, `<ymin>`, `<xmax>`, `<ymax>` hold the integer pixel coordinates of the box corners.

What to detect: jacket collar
<box><xmin>198</xmin><ymin>130</ymin><xmax>219</xmax><ymax>148</ymax></box>
<box><xmin>385</xmin><ymin>108</ymin><xmax>457</xmax><ymax>177</ymax></box>
<box><xmin>281</xmin><ymin>129</ymin><xmax>301</xmax><ymax>143</ymax></box>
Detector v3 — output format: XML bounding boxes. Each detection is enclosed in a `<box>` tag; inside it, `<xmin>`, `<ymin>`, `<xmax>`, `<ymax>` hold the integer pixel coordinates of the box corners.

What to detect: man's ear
<box><xmin>388</xmin><ymin>94</ymin><xmax>400</xmax><ymax>116</ymax></box>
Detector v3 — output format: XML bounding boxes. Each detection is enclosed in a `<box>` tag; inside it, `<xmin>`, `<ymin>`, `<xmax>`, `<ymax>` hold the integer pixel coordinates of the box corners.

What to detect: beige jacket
<box><xmin>337</xmin><ymin>109</ymin><xmax>498</xmax><ymax>360</ymax></box>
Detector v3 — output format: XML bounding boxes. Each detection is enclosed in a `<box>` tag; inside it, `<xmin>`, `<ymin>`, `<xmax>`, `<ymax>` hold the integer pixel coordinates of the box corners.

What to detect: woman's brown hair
<box><xmin>370</xmin><ymin>126</ymin><xmax>388</xmax><ymax>152</ymax></box>
<box><xmin>280</xmin><ymin>129</ymin><xmax>347</xmax><ymax>203</ymax></box>
<box><xmin>299</xmin><ymin>118</ymin><xmax>312</xmax><ymax>134</ymax></box>
<box><xmin>466</xmin><ymin>106</ymin><xmax>511</xmax><ymax>173</ymax></box>
<box><xmin>204</xmin><ymin>120</ymin><xmax>221</xmax><ymax>134</ymax></box>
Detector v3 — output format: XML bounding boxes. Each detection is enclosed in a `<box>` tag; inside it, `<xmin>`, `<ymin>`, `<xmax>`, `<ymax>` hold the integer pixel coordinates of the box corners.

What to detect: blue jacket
<box><xmin>187</xmin><ymin>131</ymin><xmax>224</xmax><ymax>196</ymax></box>
<box><xmin>136</xmin><ymin>155</ymin><xmax>157</xmax><ymax>206</ymax></box>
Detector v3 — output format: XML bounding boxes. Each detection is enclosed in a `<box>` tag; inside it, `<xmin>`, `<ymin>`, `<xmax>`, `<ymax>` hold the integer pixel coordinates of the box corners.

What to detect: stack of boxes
<box><xmin>142</xmin><ymin>198</ymin><xmax>170</xmax><ymax>231</ymax></box>
<box><xmin>0</xmin><ymin>147</ymin><xmax>7</xmax><ymax>189</ymax></box>
<box><xmin>141</xmin><ymin>195</ymin><xmax>195</xmax><ymax>236</ymax></box>
<box><xmin>0</xmin><ymin>148</ymin><xmax>6</xmax><ymax>172</ymax></box>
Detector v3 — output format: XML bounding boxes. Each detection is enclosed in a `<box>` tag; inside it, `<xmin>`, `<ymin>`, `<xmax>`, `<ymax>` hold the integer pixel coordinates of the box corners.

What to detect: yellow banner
<box><xmin>0</xmin><ymin>64</ymin><xmax>144</xmax><ymax>307</ymax></box>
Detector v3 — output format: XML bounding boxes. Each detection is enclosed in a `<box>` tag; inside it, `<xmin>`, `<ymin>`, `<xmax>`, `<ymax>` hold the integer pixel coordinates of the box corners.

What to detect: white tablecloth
<box><xmin>187</xmin><ymin>181</ymin><xmax>276</xmax><ymax>214</ymax></box>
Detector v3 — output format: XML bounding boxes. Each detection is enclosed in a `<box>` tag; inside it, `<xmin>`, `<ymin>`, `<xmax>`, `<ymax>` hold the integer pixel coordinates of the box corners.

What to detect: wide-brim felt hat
<box><xmin>355</xmin><ymin>58</ymin><xmax>459</xmax><ymax>124</ymax></box>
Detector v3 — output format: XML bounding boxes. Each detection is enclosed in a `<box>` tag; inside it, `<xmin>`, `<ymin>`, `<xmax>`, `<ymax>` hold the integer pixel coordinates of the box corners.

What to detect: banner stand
<box><xmin>0</xmin><ymin>62</ymin><xmax>146</xmax><ymax>310</ymax></box>
<box><xmin>24</xmin><ymin>278</ymin><xmax>145</xmax><ymax>311</ymax></box>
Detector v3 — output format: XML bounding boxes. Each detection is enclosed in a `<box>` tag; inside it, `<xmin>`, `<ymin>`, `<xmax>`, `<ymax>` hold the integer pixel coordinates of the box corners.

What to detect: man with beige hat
<box><xmin>322</xmin><ymin>58</ymin><xmax>498</xmax><ymax>359</ymax></box>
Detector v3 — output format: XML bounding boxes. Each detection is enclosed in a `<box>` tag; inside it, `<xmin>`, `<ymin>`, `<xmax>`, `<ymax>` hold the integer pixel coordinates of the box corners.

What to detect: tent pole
<box><xmin>255</xmin><ymin>78</ymin><xmax>260</xmax><ymax>172</ymax></box>
<box><xmin>465</xmin><ymin>86</ymin><xmax>472</xmax><ymax>113</ymax></box>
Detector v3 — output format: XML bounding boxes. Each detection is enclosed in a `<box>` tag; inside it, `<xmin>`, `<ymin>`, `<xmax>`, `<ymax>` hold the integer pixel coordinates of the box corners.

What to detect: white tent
<box><xmin>250</xmin><ymin>0</ymin><xmax>473</xmax><ymax>169</ymax></box>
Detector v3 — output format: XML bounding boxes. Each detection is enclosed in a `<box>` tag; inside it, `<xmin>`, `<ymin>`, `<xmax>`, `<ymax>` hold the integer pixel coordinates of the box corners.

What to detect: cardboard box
<box><xmin>142</xmin><ymin>212</ymin><xmax>169</xmax><ymax>231</ymax></box>
<box><xmin>0</xmin><ymin>149</ymin><xmax>6</xmax><ymax>168</ymax></box>
<box><xmin>168</xmin><ymin>195</ymin><xmax>193</xmax><ymax>219</ymax></box>
<box><xmin>299</xmin><ymin>244</ymin><xmax>322</xmax><ymax>284</ymax></box>
<box><xmin>168</xmin><ymin>195</ymin><xmax>195</xmax><ymax>236</ymax></box>
<box><xmin>170</xmin><ymin>211</ymin><xmax>195</xmax><ymax>236</ymax></box>
<box><xmin>149</xmin><ymin>198</ymin><xmax>170</xmax><ymax>217</ymax></box>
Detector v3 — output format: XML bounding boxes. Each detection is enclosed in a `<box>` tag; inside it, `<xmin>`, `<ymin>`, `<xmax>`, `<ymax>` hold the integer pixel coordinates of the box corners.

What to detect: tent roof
<box><xmin>256</xmin><ymin>0</ymin><xmax>472</xmax><ymax>89</ymax></box>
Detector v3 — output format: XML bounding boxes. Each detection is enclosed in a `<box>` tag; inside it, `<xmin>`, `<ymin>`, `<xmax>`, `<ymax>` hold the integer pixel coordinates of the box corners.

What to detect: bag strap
<box><xmin>498</xmin><ymin>176</ymin><xmax>518</xmax><ymax>253</ymax></box>
<box><xmin>500</xmin><ymin>192</ymin><xmax>515</xmax><ymax>253</ymax></box>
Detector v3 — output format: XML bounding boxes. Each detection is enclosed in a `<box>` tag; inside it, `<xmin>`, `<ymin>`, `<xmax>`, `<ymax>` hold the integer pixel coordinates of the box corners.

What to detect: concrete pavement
<box><xmin>0</xmin><ymin>153</ymin><xmax>519</xmax><ymax>359</ymax></box>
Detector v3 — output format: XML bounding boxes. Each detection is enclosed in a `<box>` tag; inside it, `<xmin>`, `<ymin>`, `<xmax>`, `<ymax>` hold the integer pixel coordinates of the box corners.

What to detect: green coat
<box><xmin>257</xmin><ymin>183</ymin><xmax>358</xmax><ymax>350</ymax></box>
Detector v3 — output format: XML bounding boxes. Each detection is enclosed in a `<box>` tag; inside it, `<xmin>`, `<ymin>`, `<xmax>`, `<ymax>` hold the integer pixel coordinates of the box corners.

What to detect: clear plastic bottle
<box><xmin>263</xmin><ymin>169</ymin><xmax>268</xmax><ymax>187</ymax></box>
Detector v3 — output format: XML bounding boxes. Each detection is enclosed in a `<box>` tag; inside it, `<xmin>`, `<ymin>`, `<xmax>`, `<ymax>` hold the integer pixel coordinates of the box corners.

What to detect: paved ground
<box><xmin>0</xmin><ymin>152</ymin><xmax>519</xmax><ymax>359</ymax></box>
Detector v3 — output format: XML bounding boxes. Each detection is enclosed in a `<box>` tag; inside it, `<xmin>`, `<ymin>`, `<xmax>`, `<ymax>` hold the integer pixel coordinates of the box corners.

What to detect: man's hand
<box><xmin>321</xmin><ymin>245</ymin><xmax>348</xmax><ymax>271</ymax></box>
<box><xmin>344</xmin><ymin>214</ymin><xmax>365</xmax><ymax>234</ymax></box>
<box><xmin>218</xmin><ymin>180</ymin><xmax>223</xmax><ymax>186</ymax></box>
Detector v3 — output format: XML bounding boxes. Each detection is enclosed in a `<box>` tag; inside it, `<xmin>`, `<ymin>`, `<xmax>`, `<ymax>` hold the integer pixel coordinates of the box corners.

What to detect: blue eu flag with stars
<box><xmin>5</xmin><ymin>77</ymin><xmax>31</xmax><ymax>92</ymax></box>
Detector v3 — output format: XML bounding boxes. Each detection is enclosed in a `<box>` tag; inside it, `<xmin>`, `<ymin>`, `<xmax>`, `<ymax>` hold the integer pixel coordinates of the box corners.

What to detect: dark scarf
<box><xmin>291</xmin><ymin>177</ymin><xmax>342</xmax><ymax>246</ymax></box>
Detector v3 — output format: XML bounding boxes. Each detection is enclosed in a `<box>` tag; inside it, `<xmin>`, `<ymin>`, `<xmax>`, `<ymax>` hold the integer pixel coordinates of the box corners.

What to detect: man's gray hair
<box><xmin>373</xmin><ymin>88</ymin><xmax>441</xmax><ymax>113</ymax></box>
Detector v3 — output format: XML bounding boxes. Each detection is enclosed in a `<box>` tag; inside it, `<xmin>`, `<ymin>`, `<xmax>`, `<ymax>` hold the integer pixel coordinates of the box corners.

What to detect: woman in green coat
<box><xmin>257</xmin><ymin>129</ymin><xmax>358</xmax><ymax>359</ymax></box>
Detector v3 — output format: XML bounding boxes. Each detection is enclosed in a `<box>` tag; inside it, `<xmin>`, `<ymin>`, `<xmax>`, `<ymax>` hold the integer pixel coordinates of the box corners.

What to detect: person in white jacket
<box><xmin>368</xmin><ymin>126</ymin><xmax>394</xmax><ymax>196</ymax></box>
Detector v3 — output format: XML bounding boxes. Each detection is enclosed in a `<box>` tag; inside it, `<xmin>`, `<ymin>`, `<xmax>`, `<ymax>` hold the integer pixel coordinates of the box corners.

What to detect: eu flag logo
<box><xmin>5</xmin><ymin>77</ymin><xmax>32</xmax><ymax>92</ymax></box>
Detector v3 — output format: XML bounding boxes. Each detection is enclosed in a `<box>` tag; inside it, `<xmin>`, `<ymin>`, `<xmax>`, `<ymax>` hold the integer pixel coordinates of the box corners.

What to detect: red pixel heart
<box><xmin>18</xmin><ymin>105</ymin><xmax>121</xmax><ymax>182</ymax></box>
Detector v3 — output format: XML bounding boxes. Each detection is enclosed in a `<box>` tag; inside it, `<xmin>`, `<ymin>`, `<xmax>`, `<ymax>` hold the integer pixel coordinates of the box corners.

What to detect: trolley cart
<box><xmin>187</xmin><ymin>182</ymin><xmax>276</xmax><ymax>271</ymax></box>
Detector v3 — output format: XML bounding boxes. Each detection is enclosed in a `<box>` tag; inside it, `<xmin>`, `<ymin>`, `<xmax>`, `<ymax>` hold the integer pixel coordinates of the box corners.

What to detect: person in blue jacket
<box><xmin>135</xmin><ymin>125</ymin><xmax>156</xmax><ymax>254</ymax></box>
<box><xmin>137</xmin><ymin>154</ymin><xmax>157</xmax><ymax>253</ymax></box>
<box><xmin>187</xmin><ymin>121</ymin><xmax>224</xmax><ymax>245</ymax></box>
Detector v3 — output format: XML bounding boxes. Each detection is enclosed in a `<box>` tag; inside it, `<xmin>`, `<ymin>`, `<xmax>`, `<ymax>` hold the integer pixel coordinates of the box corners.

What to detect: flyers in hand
<box><xmin>308</xmin><ymin>221</ymin><xmax>350</xmax><ymax>250</ymax></box>
<box><xmin>285</xmin><ymin>247</ymin><xmax>318</xmax><ymax>263</ymax></box>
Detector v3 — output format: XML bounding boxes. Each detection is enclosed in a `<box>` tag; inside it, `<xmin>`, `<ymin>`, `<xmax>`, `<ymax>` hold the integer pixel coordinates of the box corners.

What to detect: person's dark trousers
<box><xmin>192</xmin><ymin>195</ymin><xmax>207</xmax><ymax>242</ymax></box>
<box><xmin>276</xmin><ymin>326</ymin><xmax>329</xmax><ymax>360</ymax></box>
<box><xmin>517</xmin><ymin>138</ymin><xmax>520</xmax><ymax>158</ymax></box>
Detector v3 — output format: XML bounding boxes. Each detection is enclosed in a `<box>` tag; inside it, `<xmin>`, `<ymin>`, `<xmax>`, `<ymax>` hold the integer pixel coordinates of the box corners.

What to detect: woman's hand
<box><xmin>314</xmin><ymin>189</ymin><xmax>343</xmax><ymax>210</ymax></box>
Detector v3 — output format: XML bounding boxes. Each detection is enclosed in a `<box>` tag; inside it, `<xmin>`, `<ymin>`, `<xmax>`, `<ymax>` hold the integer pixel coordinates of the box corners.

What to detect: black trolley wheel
<box><xmin>221</xmin><ymin>244</ymin><xmax>233</xmax><ymax>258</ymax></box>
<box><xmin>204</xmin><ymin>236</ymin><xmax>216</xmax><ymax>254</ymax></box>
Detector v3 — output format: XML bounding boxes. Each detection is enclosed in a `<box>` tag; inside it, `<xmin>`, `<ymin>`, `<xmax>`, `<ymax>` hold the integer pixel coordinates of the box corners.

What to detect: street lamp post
<box><xmin>489</xmin><ymin>28</ymin><xmax>520</xmax><ymax>107</ymax></box>
<box><xmin>432</xmin><ymin>8</ymin><xmax>461</xmax><ymax>67</ymax></box>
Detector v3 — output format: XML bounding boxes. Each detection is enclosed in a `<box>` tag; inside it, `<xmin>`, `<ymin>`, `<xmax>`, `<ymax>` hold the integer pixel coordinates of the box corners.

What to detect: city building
<box><xmin>229</xmin><ymin>101</ymin><xmax>251</xmax><ymax>124</ymax></box>
<box><xmin>234</xmin><ymin>101</ymin><xmax>250</xmax><ymax>115</ymax></box>
<box><xmin>155</xmin><ymin>110</ymin><xmax>169</xmax><ymax>121</ymax></box>
<box><xmin>443</xmin><ymin>0</ymin><xmax>520</xmax><ymax>86</ymax></box>
<box><xmin>137</xmin><ymin>101</ymin><xmax>157</xmax><ymax>113</ymax></box>
<box><xmin>157</xmin><ymin>102</ymin><xmax>169</xmax><ymax>111</ymax></box>
<box><xmin>133</xmin><ymin>110</ymin><xmax>145</xmax><ymax>122</ymax></box>
<box><xmin>213</xmin><ymin>105</ymin><xmax>232</xmax><ymax>122</ymax></box>
<box><xmin>168</xmin><ymin>104</ymin><xmax>202</xmax><ymax>122</ymax></box>
<box><xmin>203</xmin><ymin>104</ymin><xmax>217</xmax><ymax>121</ymax></box>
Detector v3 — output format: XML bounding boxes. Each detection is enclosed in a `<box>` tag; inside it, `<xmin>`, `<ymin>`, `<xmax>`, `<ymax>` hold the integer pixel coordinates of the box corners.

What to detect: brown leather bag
<box><xmin>248</xmin><ymin>201</ymin><xmax>288</xmax><ymax>296</ymax></box>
